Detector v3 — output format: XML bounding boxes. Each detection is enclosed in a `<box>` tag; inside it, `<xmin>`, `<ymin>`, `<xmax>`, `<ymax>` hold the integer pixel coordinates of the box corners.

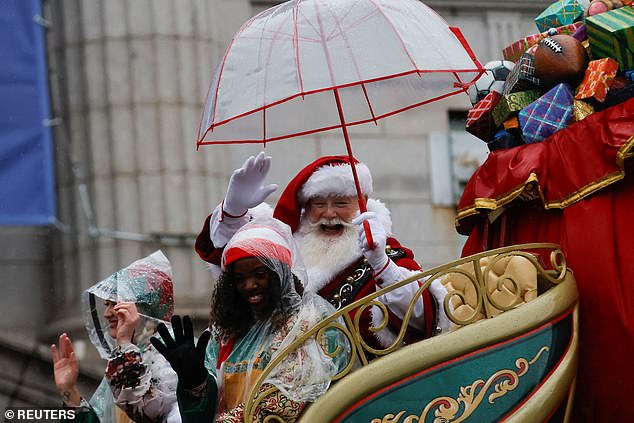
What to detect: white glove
<box><xmin>223</xmin><ymin>152</ymin><xmax>278</xmax><ymax>217</ymax></box>
<box><xmin>352</xmin><ymin>211</ymin><xmax>389</xmax><ymax>272</ymax></box>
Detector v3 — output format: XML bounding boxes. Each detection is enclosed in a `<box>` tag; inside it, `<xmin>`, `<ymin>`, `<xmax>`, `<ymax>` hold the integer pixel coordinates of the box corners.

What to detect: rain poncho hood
<box><xmin>81</xmin><ymin>250</ymin><xmax>179</xmax><ymax>422</ymax></box>
<box><xmin>83</xmin><ymin>250</ymin><xmax>174</xmax><ymax>359</ymax></box>
<box><xmin>209</xmin><ymin>217</ymin><xmax>346</xmax><ymax>416</ymax></box>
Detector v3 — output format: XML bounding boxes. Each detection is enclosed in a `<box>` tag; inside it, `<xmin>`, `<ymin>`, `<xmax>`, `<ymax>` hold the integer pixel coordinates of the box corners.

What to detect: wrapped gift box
<box><xmin>575</xmin><ymin>58</ymin><xmax>619</xmax><ymax>102</ymax></box>
<box><xmin>572</xmin><ymin>23</ymin><xmax>587</xmax><ymax>42</ymax></box>
<box><xmin>503</xmin><ymin>33</ymin><xmax>547</xmax><ymax>64</ymax></box>
<box><xmin>466</xmin><ymin>91</ymin><xmax>502</xmax><ymax>142</ymax></box>
<box><xmin>492</xmin><ymin>90</ymin><xmax>542</xmax><ymax>126</ymax></box>
<box><xmin>487</xmin><ymin>129</ymin><xmax>524</xmax><ymax>152</ymax></box>
<box><xmin>503</xmin><ymin>116</ymin><xmax>520</xmax><ymax>130</ymax></box>
<box><xmin>503</xmin><ymin>49</ymin><xmax>543</xmax><ymax>94</ymax></box>
<box><xmin>535</xmin><ymin>0</ymin><xmax>584</xmax><ymax>33</ymax></box>
<box><xmin>502</xmin><ymin>21</ymin><xmax>584</xmax><ymax>62</ymax></box>
<box><xmin>586</xmin><ymin>6</ymin><xmax>634</xmax><ymax>71</ymax></box>
<box><xmin>518</xmin><ymin>83</ymin><xmax>575</xmax><ymax>143</ymax></box>
<box><xmin>573</xmin><ymin>99</ymin><xmax>595</xmax><ymax>121</ymax></box>
<box><xmin>598</xmin><ymin>75</ymin><xmax>634</xmax><ymax>109</ymax></box>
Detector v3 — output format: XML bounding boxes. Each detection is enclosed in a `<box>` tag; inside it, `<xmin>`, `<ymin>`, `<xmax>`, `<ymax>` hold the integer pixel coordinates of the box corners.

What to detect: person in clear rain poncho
<box><xmin>151</xmin><ymin>217</ymin><xmax>348</xmax><ymax>423</ymax></box>
<box><xmin>51</xmin><ymin>250</ymin><xmax>181</xmax><ymax>422</ymax></box>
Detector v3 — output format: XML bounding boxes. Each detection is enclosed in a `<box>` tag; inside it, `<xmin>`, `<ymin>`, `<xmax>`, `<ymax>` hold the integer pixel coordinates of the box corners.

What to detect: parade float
<box><xmin>456</xmin><ymin>1</ymin><xmax>634</xmax><ymax>421</ymax></box>
<box><xmin>196</xmin><ymin>0</ymin><xmax>633</xmax><ymax>420</ymax></box>
<box><xmin>243</xmin><ymin>243</ymin><xmax>579</xmax><ymax>423</ymax></box>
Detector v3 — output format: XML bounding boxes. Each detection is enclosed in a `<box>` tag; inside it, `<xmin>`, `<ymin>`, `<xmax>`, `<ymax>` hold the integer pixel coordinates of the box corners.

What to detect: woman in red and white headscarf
<box><xmin>152</xmin><ymin>217</ymin><xmax>347</xmax><ymax>423</ymax></box>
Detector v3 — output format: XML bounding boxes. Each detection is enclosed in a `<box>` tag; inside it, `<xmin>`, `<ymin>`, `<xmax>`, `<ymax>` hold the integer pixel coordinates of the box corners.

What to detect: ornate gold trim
<box><xmin>455</xmin><ymin>134</ymin><xmax>634</xmax><ymax>226</ymax></box>
<box><xmin>298</xmin><ymin>282</ymin><xmax>577</xmax><ymax>423</ymax></box>
<box><xmin>242</xmin><ymin>244</ymin><xmax>569</xmax><ymax>422</ymax></box>
<box><xmin>369</xmin><ymin>347</ymin><xmax>549</xmax><ymax>423</ymax></box>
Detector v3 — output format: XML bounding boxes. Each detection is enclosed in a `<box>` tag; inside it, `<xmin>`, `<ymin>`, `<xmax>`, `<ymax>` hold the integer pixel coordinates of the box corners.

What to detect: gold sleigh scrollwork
<box><xmin>370</xmin><ymin>346</ymin><xmax>550</xmax><ymax>423</ymax></box>
<box><xmin>243</xmin><ymin>244</ymin><xmax>565</xmax><ymax>423</ymax></box>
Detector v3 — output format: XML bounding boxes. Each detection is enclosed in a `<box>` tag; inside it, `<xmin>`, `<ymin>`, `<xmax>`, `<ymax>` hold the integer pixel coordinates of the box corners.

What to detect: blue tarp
<box><xmin>0</xmin><ymin>0</ymin><xmax>56</xmax><ymax>225</ymax></box>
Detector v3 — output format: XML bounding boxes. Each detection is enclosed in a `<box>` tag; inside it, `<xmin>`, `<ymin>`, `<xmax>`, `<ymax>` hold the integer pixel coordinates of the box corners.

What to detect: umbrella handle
<box><xmin>356</xmin><ymin>194</ymin><xmax>375</xmax><ymax>250</ymax></box>
<box><xmin>362</xmin><ymin>219</ymin><xmax>375</xmax><ymax>251</ymax></box>
<box><xmin>333</xmin><ymin>86</ymin><xmax>376</xmax><ymax>250</ymax></box>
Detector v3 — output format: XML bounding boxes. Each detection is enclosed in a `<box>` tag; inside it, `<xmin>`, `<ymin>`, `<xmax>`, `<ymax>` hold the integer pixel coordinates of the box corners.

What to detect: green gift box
<box><xmin>492</xmin><ymin>90</ymin><xmax>542</xmax><ymax>127</ymax></box>
<box><xmin>586</xmin><ymin>6</ymin><xmax>634</xmax><ymax>71</ymax></box>
<box><xmin>534</xmin><ymin>0</ymin><xmax>583</xmax><ymax>33</ymax></box>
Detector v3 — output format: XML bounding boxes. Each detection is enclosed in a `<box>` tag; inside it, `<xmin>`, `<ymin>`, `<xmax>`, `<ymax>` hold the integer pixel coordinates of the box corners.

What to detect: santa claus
<box><xmin>195</xmin><ymin>152</ymin><xmax>451</xmax><ymax>347</ymax></box>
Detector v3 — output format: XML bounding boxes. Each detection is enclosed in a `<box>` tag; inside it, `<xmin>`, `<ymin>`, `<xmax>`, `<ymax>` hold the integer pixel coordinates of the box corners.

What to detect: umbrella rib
<box><xmin>449</xmin><ymin>26</ymin><xmax>484</xmax><ymax>79</ymax></box>
<box><xmin>313</xmin><ymin>1</ymin><xmax>337</xmax><ymax>96</ymax></box>
<box><xmin>238</xmin><ymin>33</ymin><xmax>302</xmax><ymax>42</ymax></box>
<box><xmin>198</xmin><ymin>86</ymin><xmax>466</xmax><ymax>145</ymax></box>
<box><xmin>294</xmin><ymin>0</ymin><xmax>305</xmax><ymax>97</ymax></box>
<box><xmin>260</xmin><ymin>8</ymin><xmax>289</xmax><ymax>143</ymax></box>
<box><xmin>298</xmin><ymin>5</ymin><xmax>322</xmax><ymax>41</ymax></box>
<box><xmin>208</xmin><ymin>13</ymin><xmax>261</xmax><ymax>131</ymax></box>
<box><xmin>449</xmin><ymin>26</ymin><xmax>484</xmax><ymax>89</ymax></box>
<box><xmin>324</xmin><ymin>1</ymin><xmax>378</xmax><ymax>124</ymax></box>
<box><xmin>324</xmin><ymin>2</ymin><xmax>380</xmax><ymax>43</ymax></box>
<box><xmin>366</xmin><ymin>0</ymin><xmax>419</xmax><ymax>74</ymax></box>
<box><xmin>324</xmin><ymin>1</ymin><xmax>364</xmax><ymax>41</ymax></box>
<box><xmin>326</xmin><ymin>11</ymin><xmax>378</xmax><ymax>42</ymax></box>
<box><xmin>196</xmin><ymin>70</ymin><xmax>216</xmax><ymax>147</ymax></box>
<box><xmin>205</xmin><ymin>68</ymin><xmax>478</xmax><ymax>132</ymax></box>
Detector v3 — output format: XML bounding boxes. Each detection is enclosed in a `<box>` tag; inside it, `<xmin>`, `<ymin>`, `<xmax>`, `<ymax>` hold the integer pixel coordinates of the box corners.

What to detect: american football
<box><xmin>533</xmin><ymin>34</ymin><xmax>589</xmax><ymax>88</ymax></box>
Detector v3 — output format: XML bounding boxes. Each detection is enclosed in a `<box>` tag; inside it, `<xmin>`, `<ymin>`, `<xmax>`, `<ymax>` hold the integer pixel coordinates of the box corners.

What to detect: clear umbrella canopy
<box><xmin>198</xmin><ymin>0</ymin><xmax>482</xmax><ymax>145</ymax></box>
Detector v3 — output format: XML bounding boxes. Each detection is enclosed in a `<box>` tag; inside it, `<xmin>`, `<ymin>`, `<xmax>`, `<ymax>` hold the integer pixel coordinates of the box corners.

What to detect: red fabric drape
<box><xmin>458</xmin><ymin>98</ymin><xmax>634</xmax><ymax>422</ymax></box>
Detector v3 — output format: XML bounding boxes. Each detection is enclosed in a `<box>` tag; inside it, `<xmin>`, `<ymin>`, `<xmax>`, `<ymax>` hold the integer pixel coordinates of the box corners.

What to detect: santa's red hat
<box><xmin>273</xmin><ymin>156</ymin><xmax>373</xmax><ymax>232</ymax></box>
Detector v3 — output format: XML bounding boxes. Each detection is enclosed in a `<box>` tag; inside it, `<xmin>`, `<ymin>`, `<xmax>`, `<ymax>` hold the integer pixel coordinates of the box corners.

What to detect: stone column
<box><xmin>44</xmin><ymin>0</ymin><xmax>253</xmax><ymax>355</ymax></box>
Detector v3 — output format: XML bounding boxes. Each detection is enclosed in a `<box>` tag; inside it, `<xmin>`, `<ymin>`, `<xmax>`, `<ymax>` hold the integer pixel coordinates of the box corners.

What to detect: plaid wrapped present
<box><xmin>575</xmin><ymin>58</ymin><xmax>619</xmax><ymax>102</ymax></box>
<box><xmin>586</xmin><ymin>6</ymin><xmax>634</xmax><ymax>71</ymax></box>
<box><xmin>573</xmin><ymin>100</ymin><xmax>595</xmax><ymax>121</ymax></box>
<box><xmin>518</xmin><ymin>83</ymin><xmax>575</xmax><ymax>143</ymax></box>
<box><xmin>535</xmin><ymin>0</ymin><xmax>584</xmax><ymax>33</ymax></box>
<box><xmin>466</xmin><ymin>91</ymin><xmax>502</xmax><ymax>142</ymax></box>
<box><xmin>493</xmin><ymin>90</ymin><xmax>542</xmax><ymax>126</ymax></box>
<box><xmin>502</xmin><ymin>21</ymin><xmax>584</xmax><ymax>62</ymax></box>
<box><xmin>503</xmin><ymin>49</ymin><xmax>543</xmax><ymax>94</ymax></box>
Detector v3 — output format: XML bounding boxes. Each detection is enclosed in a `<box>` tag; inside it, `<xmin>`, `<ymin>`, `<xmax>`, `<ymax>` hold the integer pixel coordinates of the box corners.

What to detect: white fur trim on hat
<box><xmin>299</xmin><ymin>162</ymin><xmax>372</xmax><ymax>203</ymax></box>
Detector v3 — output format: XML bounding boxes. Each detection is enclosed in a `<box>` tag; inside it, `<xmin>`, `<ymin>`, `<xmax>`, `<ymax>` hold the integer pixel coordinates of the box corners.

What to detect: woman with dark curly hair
<box><xmin>209</xmin><ymin>257</ymin><xmax>304</xmax><ymax>344</ymax></box>
<box><xmin>152</xmin><ymin>217</ymin><xmax>345</xmax><ymax>423</ymax></box>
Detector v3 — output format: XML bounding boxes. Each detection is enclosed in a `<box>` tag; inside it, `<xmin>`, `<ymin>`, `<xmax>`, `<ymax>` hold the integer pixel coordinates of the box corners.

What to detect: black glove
<box><xmin>150</xmin><ymin>315</ymin><xmax>211</xmax><ymax>389</ymax></box>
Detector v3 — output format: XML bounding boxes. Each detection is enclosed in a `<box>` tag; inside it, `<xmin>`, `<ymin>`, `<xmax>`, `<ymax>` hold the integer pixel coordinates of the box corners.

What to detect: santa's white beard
<box><xmin>296</xmin><ymin>217</ymin><xmax>362</xmax><ymax>292</ymax></box>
